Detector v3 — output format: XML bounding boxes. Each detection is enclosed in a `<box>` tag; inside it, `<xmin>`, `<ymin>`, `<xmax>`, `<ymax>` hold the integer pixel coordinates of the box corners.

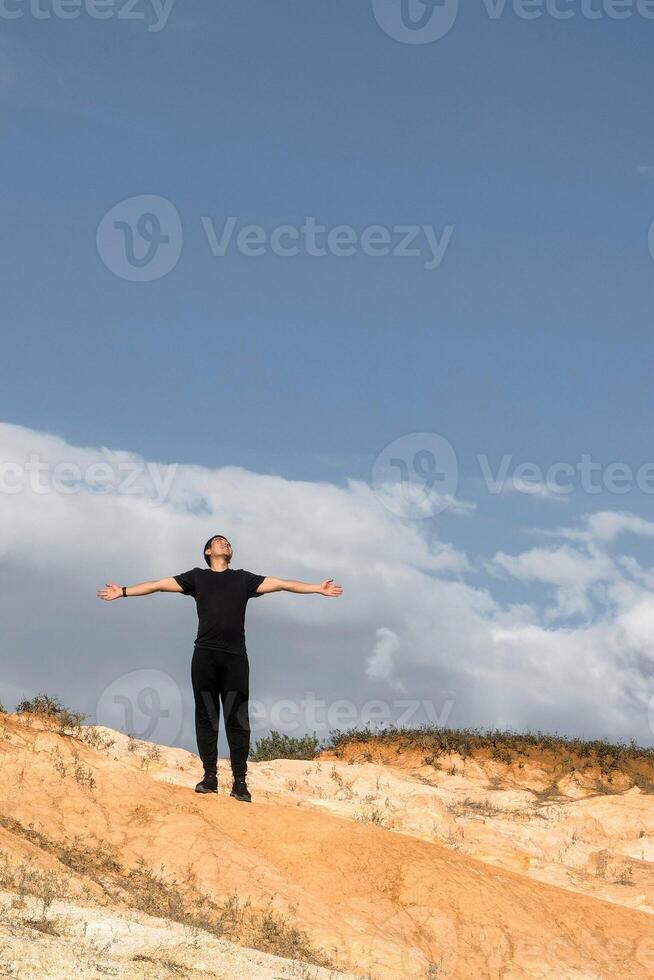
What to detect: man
<box><xmin>97</xmin><ymin>534</ymin><xmax>343</xmax><ymax>802</ymax></box>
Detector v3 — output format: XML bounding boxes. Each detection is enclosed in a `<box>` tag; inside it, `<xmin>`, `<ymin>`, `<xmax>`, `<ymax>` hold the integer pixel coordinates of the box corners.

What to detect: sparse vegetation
<box><xmin>50</xmin><ymin>746</ymin><xmax>68</xmax><ymax>779</ymax></box>
<box><xmin>131</xmin><ymin>953</ymin><xmax>188</xmax><ymax>975</ymax></box>
<box><xmin>444</xmin><ymin>829</ymin><xmax>463</xmax><ymax>851</ymax></box>
<box><xmin>491</xmin><ymin>746</ymin><xmax>513</xmax><ymax>765</ymax></box>
<box><xmin>124</xmin><ymin>857</ymin><xmax>217</xmax><ymax>927</ymax></box>
<box><xmin>328</xmin><ymin>766</ymin><xmax>355</xmax><ymax>799</ymax></box>
<box><xmin>73</xmin><ymin>760</ymin><xmax>96</xmax><ymax>789</ymax></box>
<box><xmin>218</xmin><ymin>892</ymin><xmax>335</xmax><ymax>968</ymax></box>
<box><xmin>122</xmin><ymin>867</ymin><xmax>336</xmax><ymax>968</ymax></box>
<box><xmin>24</xmin><ymin>917</ymin><xmax>60</xmax><ymax>936</ymax></box>
<box><xmin>323</xmin><ymin>723</ymin><xmax>654</xmax><ymax>791</ymax></box>
<box><xmin>616</xmin><ymin>865</ymin><xmax>635</xmax><ymax>886</ymax></box>
<box><xmin>250</xmin><ymin>730</ymin><xmax>320</xmax><ymax>762</ymax></box>
<box><xmin>0</xmin><ymin>850</ymin><xmax>69</xmax><ymax>935</ymax></box>
<box><xmin>354</xmin><ymin>805</ymin><xmax>391</xmax><ymax>828</ymax></box>
<box><xmin>0</xmin><ymin>816</ymin><xmax>337</xmax><ymax>973</ymax></box>
<box><xmin>139</xmin><ymin>743</ymin><xmax>162</xmax><ymax>769</ymax></box>
<box><xmin>632</xmin><ymin>772</ymin><xmax>654</xmax><ymax>794</ymax></box>
<box><xmin>44</xmin><ymin>745</ymin><xmax>95</xmax><ymax>789</ymax></box>
<box><xmin>77</xmin><ymin>727</ymin><xmax>116</xmax><ymax>752</ymax></box>
<box><xmin>532</xmin><ymin>781</ymin><xmax>563</xmax><ymax>804</ymax></box>
<box><xmin>593</xmin><ymin>850</ymin><xmax>636</xmax><ymax>885</ymax></box>
<box><xmin>449</xmin><ymin>797</ymin><xmax>503</xmax><ymax>819</ymax></box>
<box><xmin>15</xmin><ymin>693</ymin><xmax>87</xmax><ymax>736</ymax></box>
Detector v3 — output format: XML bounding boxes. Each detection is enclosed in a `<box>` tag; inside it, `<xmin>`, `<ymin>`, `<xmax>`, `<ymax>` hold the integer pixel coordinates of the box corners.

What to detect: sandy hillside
<box><xmin>1</xmin><ymin>712</ymin><xmax>654</xmax><ymax>979</ymax></box>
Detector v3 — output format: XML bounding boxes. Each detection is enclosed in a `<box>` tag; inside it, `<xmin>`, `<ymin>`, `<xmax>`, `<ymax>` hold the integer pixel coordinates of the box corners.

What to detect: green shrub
<box><xmin>323</xmin><ymin>723</ymin><xmax>654</xmax><ymax>787</ymax></box>
<box><xmin>250</xmin><ymin>730</ymin><xmax>320</xmax><ymax>762</ymax></box>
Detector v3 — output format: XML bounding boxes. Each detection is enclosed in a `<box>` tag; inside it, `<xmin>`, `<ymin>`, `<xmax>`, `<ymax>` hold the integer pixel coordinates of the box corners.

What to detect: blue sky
<box><xmin>2</xmin><ymin>2</ymin><xmax>654</xmax><ymax>750</ymax></box>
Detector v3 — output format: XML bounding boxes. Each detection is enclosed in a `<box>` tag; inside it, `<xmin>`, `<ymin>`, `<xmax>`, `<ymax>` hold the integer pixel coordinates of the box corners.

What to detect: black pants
<box><xmin>191</xmin><ymin>646</ymin><xmax>250</xmax><ymax>780</ymax></box>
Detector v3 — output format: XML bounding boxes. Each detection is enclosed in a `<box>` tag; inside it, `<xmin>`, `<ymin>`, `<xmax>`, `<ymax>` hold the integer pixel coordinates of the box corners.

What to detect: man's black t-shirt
<box><xmin>173</xmin><ymin>567</ymin><xmax>266</xmax><ymax>656</ymax></box>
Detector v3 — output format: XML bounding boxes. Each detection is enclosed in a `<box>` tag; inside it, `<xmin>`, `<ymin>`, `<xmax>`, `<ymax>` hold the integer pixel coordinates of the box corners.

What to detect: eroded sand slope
<box><xmin>1</xmin><ymin>713</ymin><xmax>653</xmax><ymax>979</ymax></box>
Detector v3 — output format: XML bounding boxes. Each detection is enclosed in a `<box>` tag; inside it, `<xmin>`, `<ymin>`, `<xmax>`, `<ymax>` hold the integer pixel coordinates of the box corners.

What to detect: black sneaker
<box><xmin>195</xmin><ymin>773</ymin><xmax>218</xmax><ymax>794</ymax></box>
<box><xmin>230</xmin><ymin>778</ymin><xmax>251</xmax><ymax>803</ymax></box>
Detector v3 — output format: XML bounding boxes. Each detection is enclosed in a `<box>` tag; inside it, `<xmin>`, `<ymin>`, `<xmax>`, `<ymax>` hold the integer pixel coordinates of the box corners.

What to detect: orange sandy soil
<box><xmin>1</xmin><ymin>712</ymin><xmax>654</xmax><ymax>979</ymax></box>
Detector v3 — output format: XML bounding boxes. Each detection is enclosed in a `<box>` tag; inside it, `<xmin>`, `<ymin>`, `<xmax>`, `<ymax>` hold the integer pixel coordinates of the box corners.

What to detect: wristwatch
<box><xmin>122</xmin><ymin>586</ymin><xmax>127</xmax><ymax>598</ymax></box>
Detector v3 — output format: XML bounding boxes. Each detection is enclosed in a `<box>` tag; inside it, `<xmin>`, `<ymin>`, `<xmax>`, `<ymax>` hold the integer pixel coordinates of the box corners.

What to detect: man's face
<box><xmin>207</xmin><ymin>535</ymin><xmax>232</xmax><ymax>562</ymax></box>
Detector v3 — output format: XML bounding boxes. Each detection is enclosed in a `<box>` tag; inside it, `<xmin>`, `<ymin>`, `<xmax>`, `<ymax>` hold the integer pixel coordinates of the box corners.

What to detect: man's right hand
<box><xmin>96</xmin><ymin>578</ymin><xmax>183</xmax><ymax>600</ymax></box>
<box><xmin>97</xmin><ymin>583</ymin><xmax>122</xmax><ymax>601</ymax></box>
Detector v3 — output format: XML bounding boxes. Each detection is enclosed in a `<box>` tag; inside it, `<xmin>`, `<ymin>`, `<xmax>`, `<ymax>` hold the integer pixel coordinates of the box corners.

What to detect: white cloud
<box><xmin>488</xmin><ymin>542</ymin><xmax>617</xmax><ymax>620</ymax></box>
<box><xmin>489</xmin><ymin>544</ymin><xmax>612</xmax><ymax>587</ymax></box>
<box><xmin>583</xmin><ymin>511</ymin><xmax>654</xmax><ymax>544</ymax></box>
<box><xmin>365</xmin><ymin>628</ymin><xmax>405</xmax><ymax>692</ymax></box>
<box><xmin>2</xmin><ymin>421</ymin><xmax>654</xmax><ymax>748</ymax></box>
<box><xmin>372</xmin><ymin>480</ymin><xmax>476</xmax><ymax>518</ymax></box>
<box><xmin>500</xmin><ymin>477</ymin><xmax>570</xmax><ymax>503</ymax></box>
<box><xmin>637</xmin><ymin>165</ymin><xmax>654</xmax><ymax>179</ymax></box>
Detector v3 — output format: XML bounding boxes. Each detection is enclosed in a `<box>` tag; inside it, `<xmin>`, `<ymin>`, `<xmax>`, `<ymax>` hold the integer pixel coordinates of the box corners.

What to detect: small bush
<box><xmin>16</xmin><ymin>694</ymin><xmax>62</xmax><ymax>717</ymax></box>
<box><xmin>218</xmin><ymin>892</ymin><xmax>334</xmax><ymax>968</ymax></box>
<box><xmin>353</xmin><ymin>804</ymin><xmax>391</xmax><ymax>828</ymax></box>
<box><xmin>616</xmin><ymin>865</ymin><xmax>634</xmax><ymax>886</ymax></box>
<box><xmin>449</xmin><ymin>797</ymin><xmax>502</xmax><ymax>819</ymax></box>
<box><xmin>139</xmin><ymin>744</ymin><xmax>162</xmax><ymax>768</ymax></box>
<box><xmin>77</xmin><ymin>727</ymin><xmax>116</xmax><ymax>751</ymax></box>
<box><xmin>25</xmin><ymin>918</ymin><xmax>60</xmax><ymax>936</ymax></box>
<box><xmin>15</xmin><ymin>693</ymin><xmax>87</xmax><ymax>735</ymax></box>
<box><xmin>73</xmin><ymin>762</ymin><xmax>96</xmax><ymax>790</ymax></box>
<box><xmin>491</xmin><ymin>746</ymin><xmax>513</xmax><ymax>765</ymax></box>
<box><xmin>0</xmin><ymin>851</ymin><xmax>70</xmax><ymax>914</ymax></box>
<box><xmin>250</xmin><ymin>730</ymin><xmax>320</xmax><ymax>762</ymax></box>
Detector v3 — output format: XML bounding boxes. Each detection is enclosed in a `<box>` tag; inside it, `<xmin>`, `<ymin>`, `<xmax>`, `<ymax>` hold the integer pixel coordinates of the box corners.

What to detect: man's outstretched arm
<box><xmin>255</xmin><ymin>577</ymin><xmax>343</xmax><ymax>597</ymax></box>
<box><xmin>97</xmin><ymin>578</ymin><xmax>184</xmax><ymax>600</ymax></box>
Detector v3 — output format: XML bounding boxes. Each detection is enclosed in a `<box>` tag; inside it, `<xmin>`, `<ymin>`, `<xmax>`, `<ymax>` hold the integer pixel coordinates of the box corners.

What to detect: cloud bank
<box><xmin>1</xmin><ymin>420</ymin><xmax>654</xmax><ymax>754</ymax></box>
